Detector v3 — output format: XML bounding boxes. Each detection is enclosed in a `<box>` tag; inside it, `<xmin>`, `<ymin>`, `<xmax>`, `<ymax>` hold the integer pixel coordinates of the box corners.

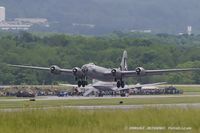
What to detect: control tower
<box><xmin>0</xmin><ymin>7</ymin><xmax>5</xmax><ymax>22</ymax></box>
<box><xmin>187</xmin><ymin>26</ymin><xmax>192</xmax><ymax>36</ymax></box>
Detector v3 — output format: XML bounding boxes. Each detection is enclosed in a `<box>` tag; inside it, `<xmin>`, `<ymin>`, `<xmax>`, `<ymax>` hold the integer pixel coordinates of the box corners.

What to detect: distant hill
<box><xmin>0</xmin><ymin>0</ymin><xmax>200</xmax><ymax>35</ymax></box>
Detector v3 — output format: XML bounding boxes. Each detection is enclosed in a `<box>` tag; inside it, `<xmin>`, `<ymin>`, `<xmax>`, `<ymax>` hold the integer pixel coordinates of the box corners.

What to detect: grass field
<box><xmin>178</xmin><ymin>86</ymin><xmax>200</xmax><ymax>92</ymax></box>
<box><xmin>0</xmin><ymin>108</ymin><xmax>199</xmax><ymax>133</ymax></box>
<box><xmin>0</xmin><ymin>85</ymin><xmax>200</xmax><ymax>133</ymax></box>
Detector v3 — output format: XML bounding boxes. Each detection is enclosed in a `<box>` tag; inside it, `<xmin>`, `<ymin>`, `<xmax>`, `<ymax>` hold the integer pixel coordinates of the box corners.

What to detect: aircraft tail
<box><xmin>120</xmin><ymin>50</ymin><xmax>128</xmax><ymax>71</ymax></box>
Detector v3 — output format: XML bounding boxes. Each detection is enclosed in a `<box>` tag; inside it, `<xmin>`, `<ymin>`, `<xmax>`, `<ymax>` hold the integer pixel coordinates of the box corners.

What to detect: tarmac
<box><xmin>1</xmin><ymin>94</ymin><xmax>200</xmax><ymax>101</ymax></box>
<box><xmin>1</xmin><ymin>103</ymin><xmax>200</xmax><ymax>112</ymax></box>
<box><xmin>0</xmin><ymin>95</ymin><xmax>200</xmax><ymax>112</ymax></box>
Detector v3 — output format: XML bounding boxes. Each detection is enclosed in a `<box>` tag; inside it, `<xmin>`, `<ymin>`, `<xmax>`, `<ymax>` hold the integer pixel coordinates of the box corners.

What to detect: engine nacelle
<box><xmin>72</xmin><ymin>67</ymin><xmax>83</xmax><ymax>77</ymax></box>
<box><xmin>111</xmin><ymin>68</ymin><xmax>122</xmax><ymax>79</ymax></box>
<box><xmin>135</xmin><ymin>67</ymin><xmax>146</xmax><ymax>76</ymax></box>
<box><xmin>50</xmin><ymin>65</ymin><xmax>61</xmax><ymax>74</ymax></box>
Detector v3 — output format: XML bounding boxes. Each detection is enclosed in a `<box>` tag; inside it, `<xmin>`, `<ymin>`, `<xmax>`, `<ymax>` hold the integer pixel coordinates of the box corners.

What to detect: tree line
<box><xmin>0</xmin><ymin>32</ymin><xmax>200</xmax><ymax>85</ymax></box>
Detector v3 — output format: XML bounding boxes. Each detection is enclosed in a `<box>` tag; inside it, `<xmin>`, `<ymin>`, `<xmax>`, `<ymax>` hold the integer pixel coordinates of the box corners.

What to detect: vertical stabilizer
<box><xmin>120</xmin><ymin>50</ymin><xmax>128</xmax><ymax>71</ymax></box>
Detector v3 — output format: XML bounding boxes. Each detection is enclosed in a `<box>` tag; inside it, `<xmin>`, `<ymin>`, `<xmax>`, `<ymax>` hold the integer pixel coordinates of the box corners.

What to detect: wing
<box><xmin>144</xmin><ymin>68</ymin><xmax>200</xmax><ymax>75</ymax></box>
<box><xmin>8</xmin><ymin>64</ymin><xmax>73</xmax><ymax>75</ymax></box>
<box><xmin>59</xmin><ymin>84</ymin><xmax>77</xmax><ymax>87</ymax></box>
<box><xmin>128</xmin><ymin>82</ymin><xmax>167</xmax><ymax>88</ymax></box>
<box><xmin>116</xmin><ymin>82</ymin><xmax>166</xmax><ymax>91</ymax></box>
<box><xmin>124</xmin><ymin>68</ymin><xmax>200</xmax><ymax>77</ymax></box>
<box><xmin>8</xmin><ymin>64</ymin><xmax>50</xmax><ymax>70</ymax></box>
<box><xmin>104</xmin><ymin>68</ymin><xmax>200</xmax><ymax>78</ymax></box>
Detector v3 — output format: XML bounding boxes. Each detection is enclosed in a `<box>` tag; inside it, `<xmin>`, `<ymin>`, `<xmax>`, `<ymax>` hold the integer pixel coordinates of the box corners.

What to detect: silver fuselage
<box><xmin>83</xmin><ymin>63</ymin><xmax>114</xmax><ymax>81</ymax></box>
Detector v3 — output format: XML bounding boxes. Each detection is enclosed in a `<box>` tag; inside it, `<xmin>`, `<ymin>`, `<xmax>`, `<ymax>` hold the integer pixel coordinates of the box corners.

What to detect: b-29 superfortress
<box><xmin>9</xmin><ymin>50</ymin><xmax>200</xmax><ymax>88</ymax></box>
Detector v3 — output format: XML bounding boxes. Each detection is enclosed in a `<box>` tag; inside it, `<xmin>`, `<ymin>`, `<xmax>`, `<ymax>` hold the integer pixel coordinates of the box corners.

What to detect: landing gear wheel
<box><xmin>82</xmin><ymin>81</ymin><xmax>86</xmax><ymax>87</ymax></box>
<box><xmin>117</xmin><ymin>81</ymin><xmax>121</xmax><ymax>88</ymax></box>
<box><xmin>121</xmin><ymin>81</ymin><xmax>125</xmax><ymax>88</ymax></box>
<box><xmin>116</xmin><ymin>80</ymin><xmax>125</xmax><ymax>88</ymax></box>
<box><xmin>78</xmin><ymin>81</ymin><xmax>82</xmax><ymax>87</ymax></box>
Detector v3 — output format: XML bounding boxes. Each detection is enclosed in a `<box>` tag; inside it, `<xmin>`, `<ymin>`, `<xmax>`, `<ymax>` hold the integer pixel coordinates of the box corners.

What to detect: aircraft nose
<box><xmin>81</xmin><ymin>65</ymin><xmax>88</xmax><ymax>73</ymax></box>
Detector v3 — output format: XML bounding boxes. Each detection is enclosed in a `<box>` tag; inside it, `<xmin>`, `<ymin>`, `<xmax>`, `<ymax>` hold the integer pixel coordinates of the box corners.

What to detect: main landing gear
<box><xmin>117</xmin><ymin>80</ymin><xmax>125</xmax><ymax>88</ymax></box>
<box><xmin>77</xmin><ymin>80</ymin><xmax>88</xmax><ymax>87</ymax></box>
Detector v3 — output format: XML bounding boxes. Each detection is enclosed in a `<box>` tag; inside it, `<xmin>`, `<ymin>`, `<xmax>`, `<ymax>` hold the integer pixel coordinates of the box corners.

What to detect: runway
<box><xmin>0</xmin><ymin>95</ymin><xmax>200</xmax><ymax>112</ymax></box>
<box><xmin>1</xmin><ymin>103</ymin><xmax>200</xmax><ymax>112</ymax></box>
<box><xmin>64</xmin><ymin>103</ymin><xmax>200</xmax><ymax>109</ymax></box>
<box><xmin>1</xmin><ymin>94</ymin><xmax>200</xmax><ymax>102</ymax></box>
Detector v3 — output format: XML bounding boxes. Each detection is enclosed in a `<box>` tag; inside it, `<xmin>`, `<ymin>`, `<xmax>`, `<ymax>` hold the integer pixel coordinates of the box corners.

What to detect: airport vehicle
<box><xmin>9</xmin><ymin>50</ymin><xmax>200</xmax><ymax>88</ymax></box>
<box><xmin>57</xmin><ymin>91</ymin><xmax>68</xmax><ymax>97</ymax></box>
<box><xmin>131</xmin><ymin>86</ymin><xmax>183</xmax><ymax>95</ymax></box>
<box><xmin>16</xmin><ymin>90</ymin><xmax>35</xmax><ymax>97</ymax></box>
<box><xmin>163</xmin><ymin>86</ymin><xmax>183</xmax><ymax>94</ymax></box>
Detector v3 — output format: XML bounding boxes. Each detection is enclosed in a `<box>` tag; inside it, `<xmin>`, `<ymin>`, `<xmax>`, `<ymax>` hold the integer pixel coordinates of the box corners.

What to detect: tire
<box><xmin>82</xmin><ymin>81</ymin><xmax>86</xmax><ymax>87</ymax></box>
<box><xmin>121</xmin><ymin>81</ymin><xmax>125</xmax><ymax>88</ymax></box>
<box><xmin>117</xmin><ymin>81</ymin><xmax>121</xmax><ymax>88</ymax></box>
<box><xmin>78</xmin><ymin>81</ymin><xmax>82</xmax><ymax>87</ymax></box>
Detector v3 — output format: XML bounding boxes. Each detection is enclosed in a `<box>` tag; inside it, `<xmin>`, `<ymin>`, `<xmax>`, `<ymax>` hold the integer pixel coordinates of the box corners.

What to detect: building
<box><xmin>15</xmin><ymin>18</ymin><xmax>48</xmax><ymax>25</ymax></box>
<box><xmin>0</xmin><ymin>6</ymin><xmax>5</xmax><ymax>22</ymax></box>
<box><xmin>0</xmin><ymin>6</ymin><xmax>49</xmax><ymax>31</ymax></box>
<box><xmin>0</xmin><ymin>21</ymin><xmax>31</xmax><ymax>30</ymax></box>
<box><xmin>187</xmin><ymin>26</ymin><xmax>192</xmax><ymax>36</ymax></box>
